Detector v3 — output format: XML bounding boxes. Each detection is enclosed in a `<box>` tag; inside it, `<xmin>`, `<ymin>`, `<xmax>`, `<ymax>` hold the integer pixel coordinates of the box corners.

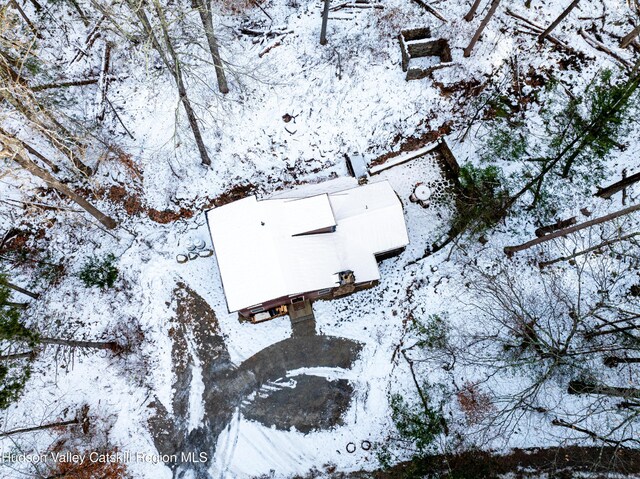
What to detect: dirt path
<box><xmin>329</xmin><ymin>446</ymin><xmax>640</xmax><ymax>478</ymax></box>
<box><xmin>148</xmin><ymin>284</ymin><xmax>362</xmax><ymax>479</ymax></box>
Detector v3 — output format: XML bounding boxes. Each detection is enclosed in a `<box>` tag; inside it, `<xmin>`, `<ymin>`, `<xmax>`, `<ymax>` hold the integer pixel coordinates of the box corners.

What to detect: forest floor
<box><xmin>1</xmin><ymin>0</ymin><xmax>640</xmax><ymax>477</ymax></box>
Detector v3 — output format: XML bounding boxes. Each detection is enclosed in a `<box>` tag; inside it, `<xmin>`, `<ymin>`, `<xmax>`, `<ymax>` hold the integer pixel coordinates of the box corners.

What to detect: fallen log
<box><xmin>620</xmin><ymin>24</ymin><xmax>640</xmax><ymax>49</ymax></box>
<box><xmin>596</xmin><ymin>170</ymin><xmax>640</xmax><ymax>199</ymax></box>
<box><xmin>464</xmin><ymin>0</ymin><xmax>482</xmax><ymax>22</ymax></box>
<box><xmin>0</xmin><ymin>351</ymin><xmax>35</xmax><ymax>361</ymax></box>
<box><xmin>0</xmin><ymin>126</ymin><xmax>60</xmax><ymax>173</ymax></box>
<box><xmin>69</xmin><ymin>14</ymin><xmax>106</xmax><ymax>65</ymax></box>
<box><xmin>538</xmin><ymin>231</ymin><xmax>640</xmax><ymax>268</ymax></box>
<box><xmin>504</xmin><ymin>203</ymin><xmax>640</xmax><ymax>254</ymax></box>
<box><xmin>538</xmin><ymin>0</ymin><xmax>580</xmax><ymax>43</ymax></box>
<box><xmin>32</xmin><ymin>77</ymin><xmax>100</xmax><ymax>91</ymax></box>
<box><xmin>330</xmin><ymin>2</ymin><xmax>383</xmax><ymax>10</ymax></box>
<box><xmin>9</xmin><ymin>0</ymin><xmax>42</xmax><ymax>38</ymax></box>
<box><xmin>409</xmin><ymin>0</ymin><xmax>447</xmax><ymax>23</ymax></box>
<box><xmin>95</xmin><ymin>42</ymin><xmax>112</xmax><ymax>122</ymax></box>
<box><xmin>464</xmin><ymin>0</ymin><xmax>501</xmax><ymax>57</ymax></box>
<box><xmin>568</xmin><ymin>380</ymin><xmax>640</xmax><ymax>399</ymax></box>
<box><xmin>506</xmin><ymin>9</ymin><xmax>572</xmax><ymax>50</ymax></box>
<box><xmin>604</xmin><ymin>356</ymin><xmax>640</xmax><ymax>367</ymax></box>
<box><xmin>0</xmin><ymin>419</ymin><xmax>80</xmax><ymax>438</ymax></box>
<box><xmin>579</xmin><ymin>29</ymin><xmax>632</xmax><ymax>70</ymax></box>
<box><xmin>535</xmin><ymin>217</ymin><xmax>576</xmax><ymax>237</ymax></box>
<box><xmin>259</xmin><ymin>36</ymin><xmax>287</xmax><ymax>57</ymax></box>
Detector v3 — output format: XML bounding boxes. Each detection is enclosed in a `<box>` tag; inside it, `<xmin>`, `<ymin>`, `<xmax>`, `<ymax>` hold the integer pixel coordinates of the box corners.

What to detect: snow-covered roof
<box><xmin>206</xmin><ymin>179</ymin><xmax>409</xmax><ymax>312</ymax></box>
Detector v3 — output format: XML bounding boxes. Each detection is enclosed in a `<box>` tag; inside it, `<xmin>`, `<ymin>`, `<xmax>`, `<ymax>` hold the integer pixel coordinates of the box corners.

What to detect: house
<box><xmin>205</xmin><ymin>178</ymin><xmax>409</xmax><ymax>321</ymax></box>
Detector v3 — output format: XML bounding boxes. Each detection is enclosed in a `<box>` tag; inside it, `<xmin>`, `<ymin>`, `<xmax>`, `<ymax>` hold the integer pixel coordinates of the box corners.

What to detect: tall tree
<box><xmin>538</xmin><ymin>0</ymin><xmax>580</xmax><ymax>43</ymax></box>
<box><xmin>193</xmin><ymin>0</ymin><xmax>229</xmax><ymax>94</ymax></box>
<box><xmin>463</xmin><ymin>0</ymin><xmax>501</xmax><ymax>57</ymax></box>
<box><xmin>124</xmin><ymin>0</ymin><xmax>213</xmax><ymax>166</ymax></box>
<box><xmin>0</xmin><ymin>133</ymin><xmax>118</xmax><ymax>229</ymax></box>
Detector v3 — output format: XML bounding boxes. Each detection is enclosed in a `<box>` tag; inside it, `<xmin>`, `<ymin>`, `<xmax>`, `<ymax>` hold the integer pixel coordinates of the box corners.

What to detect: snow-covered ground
<box><xmin>2</xmin><ymin>0</ymin><xmax>640</xmax><ymax>477</ymax></box>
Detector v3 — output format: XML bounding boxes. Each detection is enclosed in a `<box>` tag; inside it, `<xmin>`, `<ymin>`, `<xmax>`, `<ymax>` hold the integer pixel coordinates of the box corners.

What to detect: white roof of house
<box><xmin>206</xmin><ymin>179</ymin><xmax>409</xmax><ymax>312</ymax></box>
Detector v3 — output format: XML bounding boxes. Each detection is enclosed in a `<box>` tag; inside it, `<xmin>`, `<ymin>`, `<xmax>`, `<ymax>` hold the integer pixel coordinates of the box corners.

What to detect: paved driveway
<box><xmin>148</xmin><ymin>284</ymin><xmax>362</xmax><ymax>479</ymax></box>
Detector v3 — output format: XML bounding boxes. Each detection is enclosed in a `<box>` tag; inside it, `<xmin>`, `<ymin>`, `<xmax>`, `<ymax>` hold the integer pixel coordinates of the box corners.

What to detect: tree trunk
<box><xmin>568</xmin><ymin>380</ymin><xmax>640</xmax><ymax>399</ymax></box>
<box><xmin>0</xmin><ymin>127</ymin><xmax>60</xmax><ymax>173</ymax></box>
<box><xmin>505</xmin><ymin>203</ymin><xmax>640</xmax><ymax>254</ymax></box>
<box><xmin>596</xmin><ymin>170</ymin><xmax>640</xmax><ymax>199</ymax></box>
<box><xmin>66</xmin><ymin>0</ymin><xmax>89</xmax><ymax>26</ymax></box>
<box><xmin>39</xmin><ymin>337</ymin><xmax>120</xmax><ymax>352</ymax></box>
<box><xmin>126</xmin><ymin>0</ymin><xmax>212</xmax><ymax>166</ymax></box>
<box><xmin>463</xmin><ymin>0</ymin><xmax>501</xmax><ymax>57</ymax></box>
<box><xmin>408</xmin><ymin>0</ymin><xmax>448</xmax><ymax>22</ymax></box>
<box><xmin>95</xmin><ymin>42</ymin><xmax>112</xmax><ymax>122</ymax></box>
<box><xmin>620</xmin><ymin>24</ymin><xmax>640</xmax><ymax>48</ymax></box>
<box><xmin>27</xmin><ymin>0</ymin><xmax>42</xmax><ymax>11</ymax></box>
<box><xmin>6</xmin><ymin>302</ymin><xmax>29</xmax><ymax>308</ymax></box>
<box><xmin>3</xmin><ymin>281</ymin><xmax>39</xmax><ymax>299</ymax></box>
<box><xmin>538</xmin><ymin>0</ymin><xmax>580</xmax><ymax>43</ymax></box>
<box><xmin>194</xmin><ymin>0</ymin><xmax>229</xmax><ymax>94</ymax></box>
<box><xmin>0</xmin><ymin>418</ymin><xmax>79</xmax><ymax>438</ymax></box>
<box><xmin>0</xmin><ymin>351</ymin><xmax>35</xmax><ymax>361</ymax></box>
<box><xmin>9</xmin><ymin>0</ymin><xmax>41</xmax><ymax>38</ymax></box>
<box><xmin>464</xmin><ymin>0</ymin><xmax>483</xmax><ymax>22</ymax></box>
<box><xmin>320</xmin><ymin>0</ymin><xmax>330</xmax><ymax>45</ymax></box>
<box><xmin>538</xmin><ymin>231</ymin><xmax>640</xmax><ymax>268</ymax></box>
<box><xmin>604</xmin><ymin>356</ymin><xmax>640</xmax><ymax>367</ymax></box>
<box><xmin>4</xmin><ymin>146</ymin><xmax>117</xmax><ymax>229</ymax></box>
<box><xmin>0</xmin><ymin>84</ymin><xmax>93</xmax><ymax>176</ymax></box>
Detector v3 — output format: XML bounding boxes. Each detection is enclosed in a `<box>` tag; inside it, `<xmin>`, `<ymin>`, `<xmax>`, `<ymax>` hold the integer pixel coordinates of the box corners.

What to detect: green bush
<box><xmin>481</xmin><ymin>124</ymin><xmax>528</xmax><ymax>164</ymax></box>
<box><xmin>78</xmin><ymin>254</ymin><xmax>119</xmax><ymax>289</ymax></box>
<box><xmin>0</xmin><ymin>362</ymin><xmax>31</xmax><ymax>409</ymax></box>
<box><xmin>378</xmin><ymin>389</ymin><xmax>444</xmax><ymax>473</ymax></box>
<box><xmin>451</xmin><ymin>163</ymin><xmax>510</xmax><ymax>236</ymax></box>
<box><xmin>412</xmin><ymin>314</ymin><xmax>450</xmax><ymax>350</ymax></box>
<box><xmin>0</xmin><ymin>277</ymin><xmax>35</xmax><ymax>409</ymax></box>
<box><xmin>390</xmin><ymin>392</ymin><xmax>443</xmax><ymax>454</ymax></box>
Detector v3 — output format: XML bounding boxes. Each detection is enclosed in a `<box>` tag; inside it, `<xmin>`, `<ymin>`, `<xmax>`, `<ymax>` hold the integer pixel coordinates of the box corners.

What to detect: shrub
<box><xmin>390</xmin><ymin>392</ymin><xmax>443</xmax><ymax>455</ymax></box>
<box><xmin>451</xmin><ymin>163</ymin><xmax>510</xmax><ymax>236</ymax></box>
<box><xmin>412</xmin><ymin>314</ymin><xmax>449</xmax><ymax>350</ymax></box>
<box><xmin>78</xmin><ymin>254</ymin><xmax>119</xmax><ymax>289</ymax></box>
<box><xmin>378</xmin><ymin>388</ymin><xmax>444</xmax><ymax>472</ymax></box>
<box><xmin>0</xmin><ymin>277</ymin><xmax>35</xmax><ymax>409</ymax></box>
<box><xmin>0</xmin><ymin>362</ymin><xmax>30</xmax><ymax>409</ymax></box>
<box><xmin>481</xmin><ymin>125</ymin><xmax>528</xmax><ymax>164</ymax></box>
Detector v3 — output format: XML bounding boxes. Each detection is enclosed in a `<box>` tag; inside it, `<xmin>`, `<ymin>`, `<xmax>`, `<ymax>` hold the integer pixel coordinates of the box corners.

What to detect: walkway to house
<box><xmin>289</xmin><ymin>298</ymin><xmax>316</xmax><ymax>336</ymax></box>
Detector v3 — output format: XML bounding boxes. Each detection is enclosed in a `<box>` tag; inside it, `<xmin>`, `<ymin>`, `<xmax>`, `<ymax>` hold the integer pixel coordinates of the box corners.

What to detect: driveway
<box><xmin>148</xmin><ymin>284</ymin><xmax>362</xmax><ymax>479</ymax></box>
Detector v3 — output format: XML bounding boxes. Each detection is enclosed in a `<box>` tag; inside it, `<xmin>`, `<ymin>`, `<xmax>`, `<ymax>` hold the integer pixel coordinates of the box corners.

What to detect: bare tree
<box><xmin>124</xmin><ymin>0</ymin><xmax>213</xmax><ymax>166</ymax></box>
<box><xmin>538</xmin><ymin>0</ymin><xmax>580</xmax><ymax>43</ymax></box>
<box><xmin>0</xmin><ymin>12</ymin><xmax>94</xmax><ymax>176</ymax></box>
<box><xmin>455</xmin><ymin>253</ymin><xmax>640</xmax><ymax>445</ymax></box>
<box><xmin>193</xmin><ymin>0</ymin><xmax>229</xmax><ymax>94</ymax></box>
<box><xmin>464</xmin><ymin>0</ymin><xmax>482</xmax><ymax>22</ymax></box>
<box><xmin>463</xmin><ymin>0</ymin><xmax>501</xmax><ymax>57</ymax></box>
<box><xmin>0</xmin><ymin>133</ymin><xmax>118</xmax><ymax>229</ymax></box>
